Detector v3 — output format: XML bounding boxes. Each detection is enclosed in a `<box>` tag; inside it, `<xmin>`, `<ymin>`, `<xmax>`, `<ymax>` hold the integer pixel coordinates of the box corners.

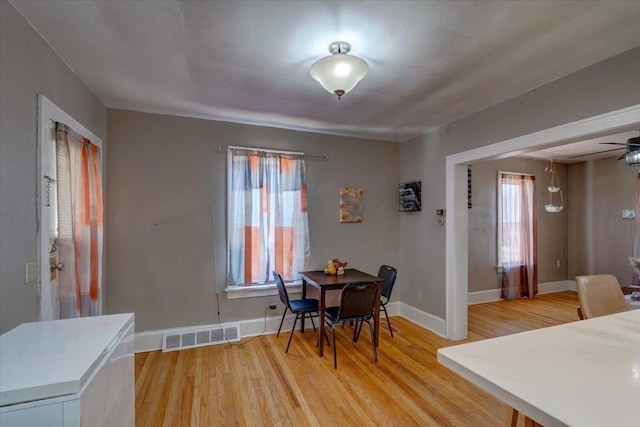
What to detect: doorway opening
<box><xmin>37</xmin><ymin>95</ymin><xmax>104</xmax><ymax>321</ymax></box>
<box><xmin>445</xmin><ymin>104</ymin><xmax>640</xmax><ymax>340</ymax></box>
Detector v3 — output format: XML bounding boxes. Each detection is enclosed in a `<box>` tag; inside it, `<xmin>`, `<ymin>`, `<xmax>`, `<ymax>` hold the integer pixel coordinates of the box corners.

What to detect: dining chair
<box><xmin>377</xmin><ymin>265</ymin><xmax>398</xmax><ymax>336</ymax></box>
<box><xmin>354</xmin><ymin>264</ymin><xmax>397</xmax><ymax>340</ymax></box>
<box><xmin>273</xmin><ymin>271</ymin><xmax>321</xmax><ymax>353</ymax></box>
<box><xmin>575</xmin><ymin>274</ymin><xmax>631</xmax><ymax>320</ymax></box>
<box><xmin>324</xmin><ymin>282</ymin><xmax>378</xmax><ymax>369</ymax></box>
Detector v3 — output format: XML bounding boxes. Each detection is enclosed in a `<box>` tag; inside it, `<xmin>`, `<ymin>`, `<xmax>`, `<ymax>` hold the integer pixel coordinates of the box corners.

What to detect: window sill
<box><xmin>225</xmin><ymin>281</ymin><xmax>303</xmax><ymax>299</ymax></box>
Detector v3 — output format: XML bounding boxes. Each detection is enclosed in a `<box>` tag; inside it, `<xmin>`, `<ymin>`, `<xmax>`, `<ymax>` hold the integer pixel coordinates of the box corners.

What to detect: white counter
<box><xmin>0</xmin><ymin>314</ymin><xmax>134</xmax><ymax>426</ymax></box>
<box><xmin>438</xmin><ymin>310</ymin><xmax>640</xmax><ymax>427</ymax></box>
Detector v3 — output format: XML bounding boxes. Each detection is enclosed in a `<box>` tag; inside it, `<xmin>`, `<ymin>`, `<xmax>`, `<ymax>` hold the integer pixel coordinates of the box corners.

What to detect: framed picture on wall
<box><xmin>399</xmin><ymin>181</ymin><xmax>421</xmax><ymax>212</ymax></box>
<box><xmin>339</xmin><ymin>187</ymin><xmax>364</xmax><ymax>222</ymax></box>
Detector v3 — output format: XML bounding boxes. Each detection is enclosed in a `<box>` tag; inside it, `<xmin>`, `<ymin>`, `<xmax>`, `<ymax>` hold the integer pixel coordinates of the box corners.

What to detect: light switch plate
<box><xmin>622</xmin><ymin>209</ymin><xmax>635</xmax><ymax>219</ymax></box>
<box><xmin>25</xmin><ymin>262</ymin><xmax>37</xmax><ymax>283</ymax></box>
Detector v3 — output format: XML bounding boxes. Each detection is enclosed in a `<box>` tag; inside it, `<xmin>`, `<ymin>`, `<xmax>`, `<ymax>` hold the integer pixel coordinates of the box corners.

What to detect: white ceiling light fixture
<box><xmin>310</xmin><ymin>41</ymin><xmax>369</xmax><ymax>100</ymax></box>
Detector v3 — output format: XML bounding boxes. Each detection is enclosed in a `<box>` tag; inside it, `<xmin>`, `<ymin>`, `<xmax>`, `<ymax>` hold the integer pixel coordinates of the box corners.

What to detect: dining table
<box><xmin>437</xmin><ymin>309</ymin><xmax>640</xmax><ymax>427</ymax></box>
<box><xmin>299</xmin><ymin>268</ymin><xmax>383</xmax><ymax>357</ymax></box>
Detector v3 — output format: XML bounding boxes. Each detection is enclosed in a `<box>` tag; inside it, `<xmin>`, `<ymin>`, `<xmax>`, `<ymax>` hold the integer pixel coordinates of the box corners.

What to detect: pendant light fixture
<box><xmin>544</xmin><ymin>160</ymin><xmax>564</xmax><ymax>213</ymax></box>
<box><xmin>310</xmin><ymin>41</ymin><xmax>369</xmax><ymax>100</ymax></box>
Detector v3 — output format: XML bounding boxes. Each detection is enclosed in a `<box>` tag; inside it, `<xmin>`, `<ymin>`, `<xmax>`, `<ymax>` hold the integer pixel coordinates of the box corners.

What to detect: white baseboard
<box><xmin>538</xmin><ymin>280</ymin><xmax>575</xmax><ymax>294</ymax></box>
<box><xmin>135</xmin><ymin>330</ymin><xmax>165</xmax><ymax>353</ymax></box>
<box><xmin>134</xmin><ymin>301</ymin><xmax>446</xmax><ymax>352</ymax></box>
<box><xmin>134</xmin><ymin>313</ymin><xmax>325</xmax><ymax>353</ymax></box>
<box><xmin>467</xmin><ymin>280</ymin><xmax>576</xmax><ymax>305</ymax></box>
<box><xmin>468</xmin><ymin>289</ymin><xmax>502</xmax><ymax>305</ymax></box>
<box><xmin>393</xmin><ymin>302</ymin><xmax>447</xmax><ymax>337</ymax></box>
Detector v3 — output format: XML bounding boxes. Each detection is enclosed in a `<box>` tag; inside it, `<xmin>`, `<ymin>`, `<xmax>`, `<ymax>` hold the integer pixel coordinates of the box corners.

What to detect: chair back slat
<box><xmin>273</xmin><ymin>271</ymin><xmax>290</xmax><ymax>308</ymax></box>
<box><xmin>378</xmin><ymin>265</ymin><xmax>397</xmax><ymax>300</ymax></box>
<box><xmin>337</xmin><ymin>283</ymin><xmax>378</xmax><ymax>321</ymax></box>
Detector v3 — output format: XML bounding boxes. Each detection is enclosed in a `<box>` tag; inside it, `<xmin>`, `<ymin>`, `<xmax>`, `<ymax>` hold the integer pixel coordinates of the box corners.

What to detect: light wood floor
<box><xmin>135</xmin><ymin>291</ymin><xmax>580</xmax><ymax>426</ymax></box>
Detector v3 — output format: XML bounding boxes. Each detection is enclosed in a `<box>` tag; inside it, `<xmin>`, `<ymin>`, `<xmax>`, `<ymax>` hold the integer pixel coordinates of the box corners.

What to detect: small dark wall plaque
<box><xmin>468</xmin><ymin>166</ymin><xmax>472</xmax><ymax>209</ymax></box>
<box><xmin>399</xmin><ymin>181</ymin><xmax>422</xmax><ymax>212</ymax></box>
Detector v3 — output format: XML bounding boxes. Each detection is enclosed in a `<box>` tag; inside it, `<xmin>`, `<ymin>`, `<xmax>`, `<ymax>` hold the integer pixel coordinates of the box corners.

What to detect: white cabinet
<box><xmin>0</xmin><ymin>314</ymin><xmax>134</xmax><ymax>426</ymax></box>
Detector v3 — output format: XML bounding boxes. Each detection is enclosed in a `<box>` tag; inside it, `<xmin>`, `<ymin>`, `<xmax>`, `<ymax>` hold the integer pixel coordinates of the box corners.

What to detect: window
<box><xmin>227</xmin><ymin>147</ymin><xmax>310</xmax><ymax>287</ymax></box>
<box><xmin>497</xmin><ymin>172</ymin><xmax>538</xmax><ymax>299</ymax></box>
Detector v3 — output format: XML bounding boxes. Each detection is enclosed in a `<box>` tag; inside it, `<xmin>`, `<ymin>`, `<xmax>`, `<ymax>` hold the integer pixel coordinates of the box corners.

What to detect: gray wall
<box><xmin>1</xmin><ymin>0</ymin><xmax>638</xmax><ymax>334</ymax></box>
<box><xmin>400</xmin><ymin>47</ymin><xmax>640</xmax><ymax>319</ymax></box>
<box><xmin>569</xmin><ymin>158</ymin><xmax>639</xmax><ymax>285</ymax></box>
<box><xmin>0</xmin><ymin>1</ymin><xmax>106</xmax><ymax>333</ymax></box>
<box><xmin>106</xmin><ymin>109</ymin><xmax>400</xmax><ymax>332</ymax></box>
<box><xmin>468</xmin><ymin>158</ymin><xmax>569</xmax><ymax>292</ymax></box>
<box><xmin>398</xmin><ymin>131</ymin><xmax>446</xmax><ymax>316</ymax></box>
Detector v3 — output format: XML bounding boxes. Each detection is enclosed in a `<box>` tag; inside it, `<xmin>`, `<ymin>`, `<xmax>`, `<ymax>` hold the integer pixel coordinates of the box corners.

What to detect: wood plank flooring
<box><xmin>135</xmin><ymin>291</ymin><xmax>580</xmax><ymax>427</ymax></box>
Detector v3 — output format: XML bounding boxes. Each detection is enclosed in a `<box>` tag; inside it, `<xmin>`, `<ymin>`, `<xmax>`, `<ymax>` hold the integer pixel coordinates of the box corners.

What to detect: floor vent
<box><xmin>162</xmin><ymin>324</ymin><xmax>240</xmax><ymax>352</ymax></box>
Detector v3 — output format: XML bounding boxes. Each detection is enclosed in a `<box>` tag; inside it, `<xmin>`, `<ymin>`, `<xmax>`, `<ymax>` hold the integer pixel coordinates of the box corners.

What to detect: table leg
<box><xmin>524</xmin><ymin>417</ymin><xmax>542</xmax><ymax>427</ymax></box>
<box><xmin>503</xmin><ymin>407</ymin><xmax>518</xmax><ymax>427</ymax></box>
<box><xmin>300</xmin><ymin>279</ymin><xmax>307</xmax><ymax>332</ymax></box>
<box><xmin>374</xmin><ymin>282</ymin><xmax>381</xmax><ymax>347</ymax></box>
<box><xmin>318</xmin><ymin>288</ymin><xmax>326</xmax><ymax>357</ymax></box>
<box><xmin>503</xmin><ymin>407</ymin><xmax>541</xmax><ymax>427</ymax></box>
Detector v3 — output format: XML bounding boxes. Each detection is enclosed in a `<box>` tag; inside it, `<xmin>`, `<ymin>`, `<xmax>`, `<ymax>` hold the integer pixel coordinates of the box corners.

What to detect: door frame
<box><xmin>445</xmin><ymin>104</ymin><xmax>640</xmax><ymax>341</ymax></box>
<box><xmin>37</xmin><ymin>95</ymin><xmax>103</xmax><ymax>320</ymax></box>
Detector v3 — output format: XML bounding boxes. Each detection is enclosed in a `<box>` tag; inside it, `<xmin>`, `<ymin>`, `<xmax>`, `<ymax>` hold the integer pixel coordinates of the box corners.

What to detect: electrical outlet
<box><xmin>25</xmin><ymin>262</ymin><xmax>37</xmax><ymax>283</ymax></box>
<box><xmin>417</xmin><ymin>290</ymin><xmax>423</xmax><ymax>301</ymax></box>
<box><xmin>556</xmin><ymin>260</ymin><xmax>561</xmax><ymax>267</ymax></box>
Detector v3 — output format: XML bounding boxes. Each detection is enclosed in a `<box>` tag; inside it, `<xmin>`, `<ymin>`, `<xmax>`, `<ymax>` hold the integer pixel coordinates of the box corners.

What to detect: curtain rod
<box><xmin>217</xmin><ymin>146</ymin><xmax>328</xmax><ymax>161</ymax></box>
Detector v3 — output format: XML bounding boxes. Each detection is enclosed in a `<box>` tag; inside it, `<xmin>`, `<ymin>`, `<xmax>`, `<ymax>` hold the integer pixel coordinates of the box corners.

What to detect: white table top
<box><xmin>437</xmin><ymin>310</ymin><xmax>640</xmax><ymax>427</ymax></box>
<box><xmin>0</xmin><ymin>313</ymin><xmax>133</xmax><ymax>406</ymax></box>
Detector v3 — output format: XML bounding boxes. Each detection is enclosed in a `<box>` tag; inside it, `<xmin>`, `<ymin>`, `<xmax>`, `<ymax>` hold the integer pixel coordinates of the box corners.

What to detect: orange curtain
<box><xmin>55</xmin><ymin>123</ymin><xmax>103</xmax><ymax>318</ymax></box>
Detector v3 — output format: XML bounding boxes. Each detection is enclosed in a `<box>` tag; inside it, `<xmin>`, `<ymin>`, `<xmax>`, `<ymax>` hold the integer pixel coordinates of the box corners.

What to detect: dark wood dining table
<box><xmin>299</xmin><ymin>269</ymin><xmax>383</xmax><ymax>357</ymax></box>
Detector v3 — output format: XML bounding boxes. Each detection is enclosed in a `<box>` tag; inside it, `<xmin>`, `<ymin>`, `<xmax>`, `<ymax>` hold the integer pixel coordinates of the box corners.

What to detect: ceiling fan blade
<box><xmin>568</xmin><ymin>147</ymin><xmax>625</xmax><ymax>159</ymax></box>
<box><xmin>599</xmin><ymin>142</ymin><xmax>640</xmax><ymax>147</ymax></box>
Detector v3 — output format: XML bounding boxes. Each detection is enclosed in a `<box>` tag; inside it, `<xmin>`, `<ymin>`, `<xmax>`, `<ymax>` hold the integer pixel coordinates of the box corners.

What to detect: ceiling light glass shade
<box><xmin>310</xmin><ymin>42</ymin><xmax>368</xmax><ymax>99</ymax></box>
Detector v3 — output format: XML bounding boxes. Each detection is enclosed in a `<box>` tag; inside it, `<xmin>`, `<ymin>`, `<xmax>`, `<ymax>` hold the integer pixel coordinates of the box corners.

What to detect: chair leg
<box><xmin>353</xmin><ymin>320</ymin><xmax>362</xmax><ymax>342</ymax></box>
<box><xmin>276</xmin><ymin>307</ymin><xmax>288</xmax><ymax>337</ymax></box>
<box><xmin>367</xmin><ymin>320</ymin><xmax>378</xmax><ymax>362</ymax></box>
<box><xmin>317</xmin><ymin>318</ymin><xmax>331</xmax><ymax>347</ymax></box>
<box><xmin>341</xmin><ymin>320</ymin><xmax>354</xmax><ymax>330</ymax></box>
<box><xmin>354</xmin><ymin>320</ymin><xmax>364</xmax><ymax>342</ymax></box>
<box><xmin>309</xmin><ymin>313</ymin><xmax>317</xmax><ymax>332</ymax></box>
<box><xmin>286</xmin><ymin>313</ymin><xmax>300</xmax><ymax>353</ymax></box>
<box><xmin>332</xmin><ymin>324</ymin><xmax>337</xmax><ymax>369</ymax></box>
<box><xmin>382</xmin><ymin>305</ymin><xmax>393</xmax><ymax>337</ymax></box>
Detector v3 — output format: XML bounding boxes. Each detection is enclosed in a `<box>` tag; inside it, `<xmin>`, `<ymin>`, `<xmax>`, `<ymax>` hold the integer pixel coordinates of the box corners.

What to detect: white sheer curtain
<box><xmin>56</xmin><ymin>122</ymin><xmax>103</xmax><ymax>318</ymax></box>
<box><xmin>227</xmin><ymin>148</ymin><xmax>310</xmax><ymax>286</ymax></box>
<box><xmin>500</xmin><ymin>173</ymin><xmax>538</xmax><ymax>300</ymax></box>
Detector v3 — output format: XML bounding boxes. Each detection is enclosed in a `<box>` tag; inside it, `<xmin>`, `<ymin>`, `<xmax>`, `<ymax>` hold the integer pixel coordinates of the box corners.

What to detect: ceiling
<box><xmin>520</xmin><ymin>130</ymin><xmax>640</xmax><ymax>163</ymax></box>
<box><xmin>10</xmin><ymin>0</ymin><xmax>640</xmax><ymax>142</ymax></box>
